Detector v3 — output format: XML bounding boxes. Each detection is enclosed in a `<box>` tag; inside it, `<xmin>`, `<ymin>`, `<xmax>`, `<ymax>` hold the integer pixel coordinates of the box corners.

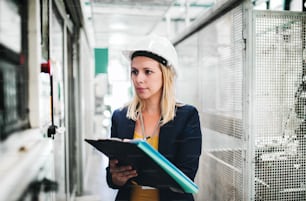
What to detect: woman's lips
<box><xmin>136</xmin><ymin>87</ymin><xmax>146</xmax><ymax>93</ymax></box>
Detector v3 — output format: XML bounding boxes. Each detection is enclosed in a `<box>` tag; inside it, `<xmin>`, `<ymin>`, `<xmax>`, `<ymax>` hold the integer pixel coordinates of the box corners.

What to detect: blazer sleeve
<box><xmin>106</xmin><ymin>109</ymin><xmax>123</xmax><ymax>189</ymax></box>
<box><xmin>175</xmin><ymin>106</ymin><xmax>202</xmax><ymax>181</ymax></box>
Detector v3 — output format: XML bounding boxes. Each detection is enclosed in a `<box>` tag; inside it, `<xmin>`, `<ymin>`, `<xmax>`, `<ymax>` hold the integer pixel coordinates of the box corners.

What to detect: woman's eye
<box><xmin>145</xmin><ymin>70</ymin><xmax>153</xmax><ymax>75</ymax></box>
<box><xmin>131</xmin><ymin>70</ymin><xmax>138</xmax><ymax>75</ymax></box>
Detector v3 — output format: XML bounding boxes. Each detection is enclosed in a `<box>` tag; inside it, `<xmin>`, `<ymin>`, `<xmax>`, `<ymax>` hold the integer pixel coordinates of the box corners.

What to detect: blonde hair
<box><xmin>126</xmin><ymin>64</ymin><xmax>178</xmax><ymax>125</ymax></box>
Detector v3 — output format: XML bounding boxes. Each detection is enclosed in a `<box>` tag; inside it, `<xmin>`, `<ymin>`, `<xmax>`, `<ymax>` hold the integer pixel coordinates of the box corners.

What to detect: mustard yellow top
<box><xmin>130</xmin><ymin>132</ymin><xmax>159</xmax><ymax>201</ymax></box>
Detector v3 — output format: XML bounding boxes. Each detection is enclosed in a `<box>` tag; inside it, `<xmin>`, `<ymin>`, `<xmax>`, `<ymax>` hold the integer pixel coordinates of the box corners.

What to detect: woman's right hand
<box><xmin>109</xmin><ymin>159</ymin><xmax>138</xmax><ymax>186</ymax></box>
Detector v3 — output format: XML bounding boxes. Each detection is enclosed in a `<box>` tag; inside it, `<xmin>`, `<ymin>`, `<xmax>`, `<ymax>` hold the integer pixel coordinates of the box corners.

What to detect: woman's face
<box><xmin>131</xmin><ymin>56</ymin><xmax>163</xmax><ymax>101</ymax></box>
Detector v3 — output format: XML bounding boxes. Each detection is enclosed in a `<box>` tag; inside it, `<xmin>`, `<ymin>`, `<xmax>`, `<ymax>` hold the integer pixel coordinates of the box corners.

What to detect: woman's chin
<box><xmin>137</xmin><ymin>94</ymin><xmax>149</xmax><ymax>100</ymax></box>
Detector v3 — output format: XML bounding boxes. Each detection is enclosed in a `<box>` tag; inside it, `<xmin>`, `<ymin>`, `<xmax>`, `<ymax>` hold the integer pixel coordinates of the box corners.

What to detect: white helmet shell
<box><xmin>123</xmin><ymin>34</ymin><xmax>179</xmax><ymax>69</ymax></box>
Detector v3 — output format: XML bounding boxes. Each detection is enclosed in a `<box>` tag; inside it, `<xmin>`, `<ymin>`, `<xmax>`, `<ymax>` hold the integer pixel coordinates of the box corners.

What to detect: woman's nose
<box><xmin>135</xmin><ymin>72</ymin><xmax>145</xmax><ymax>83</ymax></box>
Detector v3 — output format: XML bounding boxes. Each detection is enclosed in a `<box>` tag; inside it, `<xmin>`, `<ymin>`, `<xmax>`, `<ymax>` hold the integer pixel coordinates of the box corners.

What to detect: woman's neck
<box><xmin>142</xmin><ymin>100</ymin><xmax>161</xmax><ymax>116</ymax></box>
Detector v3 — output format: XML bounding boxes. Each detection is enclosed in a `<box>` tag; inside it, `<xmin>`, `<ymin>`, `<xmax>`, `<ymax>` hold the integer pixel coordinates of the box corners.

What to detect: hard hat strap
<box><xmin>131</xmin><ymin>51</ymin><xmax>168</xmax><ymax>67</ymax></box>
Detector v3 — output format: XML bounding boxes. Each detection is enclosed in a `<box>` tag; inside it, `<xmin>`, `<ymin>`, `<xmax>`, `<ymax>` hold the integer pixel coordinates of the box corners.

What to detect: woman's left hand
<box><xmin>109</xmin><ymin>159</ymin><xmax>138</xmax><ymax>186</ymax></box>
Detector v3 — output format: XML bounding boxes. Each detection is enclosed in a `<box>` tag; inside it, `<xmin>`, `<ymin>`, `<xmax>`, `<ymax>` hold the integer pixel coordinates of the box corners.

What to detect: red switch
<box><xmin>41</xmin><ymin>60</ymin><xmax>51</xmax><ymax>74</ymax></box>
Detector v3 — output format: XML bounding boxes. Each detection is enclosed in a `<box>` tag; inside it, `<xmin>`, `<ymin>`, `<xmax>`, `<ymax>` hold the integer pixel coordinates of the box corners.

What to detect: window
<box><xmin>0</xmin><ymin>0</ymin><xmax>29</xmax><ymax>140</ymax></box>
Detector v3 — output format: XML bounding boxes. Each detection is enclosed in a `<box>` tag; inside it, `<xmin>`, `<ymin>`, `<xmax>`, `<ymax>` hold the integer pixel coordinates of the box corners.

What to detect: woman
<box><xmin>106</xmin><ymin>34</ymin><xmax>202</xmax><ymax>201</ymax></box>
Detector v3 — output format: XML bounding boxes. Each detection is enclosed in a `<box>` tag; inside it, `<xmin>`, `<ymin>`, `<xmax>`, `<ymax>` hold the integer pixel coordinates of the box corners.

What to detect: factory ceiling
<box><xmin>84</xmin><ymin>0</ymin><xmax>215</xmax><ymax>48</ymax></box>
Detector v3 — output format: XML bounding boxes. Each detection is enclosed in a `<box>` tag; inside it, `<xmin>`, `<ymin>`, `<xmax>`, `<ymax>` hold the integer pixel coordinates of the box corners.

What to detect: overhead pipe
<box><xmin>172</xmin><ymin>0</ymin><xmax>243</xmax><ymax>46</ymax></box>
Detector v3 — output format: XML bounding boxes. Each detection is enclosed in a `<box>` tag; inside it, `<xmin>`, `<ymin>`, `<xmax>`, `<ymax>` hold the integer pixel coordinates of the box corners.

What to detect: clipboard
<box><xmin>85</xmin><ymin>138</ymin><xmax>198</xmax><ymax>194</ymax></box>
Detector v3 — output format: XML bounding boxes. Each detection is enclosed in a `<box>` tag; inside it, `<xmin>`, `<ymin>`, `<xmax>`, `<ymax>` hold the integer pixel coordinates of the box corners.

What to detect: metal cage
<box><xmin>176</xmin><ymin>5</ymin><xmax>306</xmax><ymax>201</ymax></box>
<box><xmin>251</xmin><ymin>10</ymin><xmax>306</xmax><ymax>201</ymax></box>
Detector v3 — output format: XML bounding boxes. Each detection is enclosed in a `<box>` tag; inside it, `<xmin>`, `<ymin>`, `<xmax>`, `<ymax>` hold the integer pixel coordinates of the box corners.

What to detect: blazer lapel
<box><xmin>158</xmin><ymin>121</ymin><xmax>176</xmax><ymax>155</ymax></box>
<box><xmin>126</xmin><ymin>118</ymin><xmax>135</xmax><ymax>139</ymax></box>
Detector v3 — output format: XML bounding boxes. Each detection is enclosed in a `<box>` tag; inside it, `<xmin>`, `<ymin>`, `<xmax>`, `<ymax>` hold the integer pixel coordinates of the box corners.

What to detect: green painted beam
<box><xmin>173</xmin><ymin>2</ymin><xmax>214</xmax><ymax>8</ymax></box>
<box><xmin>95</xmin><ymin>48</ymin><xmax>108</xmax><ymax>75</ymax></box>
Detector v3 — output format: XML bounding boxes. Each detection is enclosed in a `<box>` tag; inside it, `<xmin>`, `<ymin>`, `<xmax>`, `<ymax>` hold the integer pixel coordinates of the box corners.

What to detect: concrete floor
<box><xmin>77</xmin><ymin>147</ymin><xmax>117</xmax><ymax>201</ymax></box>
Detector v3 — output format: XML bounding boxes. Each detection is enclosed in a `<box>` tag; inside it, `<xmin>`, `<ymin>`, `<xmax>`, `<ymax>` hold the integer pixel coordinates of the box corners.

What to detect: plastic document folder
<box><xmin>85</xmin><ymin>138</ymin><xmax>198</xmax><ymax>194</ymax></box>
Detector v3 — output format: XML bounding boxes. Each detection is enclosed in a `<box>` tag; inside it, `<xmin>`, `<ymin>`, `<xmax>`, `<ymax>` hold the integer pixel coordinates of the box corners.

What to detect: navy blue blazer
<box><xmin>106</xmin><ymin>104</ymin><xmax>202</xmax><ymax>201</ymax></box>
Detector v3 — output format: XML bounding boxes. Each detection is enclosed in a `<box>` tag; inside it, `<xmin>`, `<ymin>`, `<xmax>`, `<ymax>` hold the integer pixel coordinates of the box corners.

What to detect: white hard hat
<box><xmin>123</xmin><ymin>34</ymin><xmax>178</xmax><ymax>69</ymax></box>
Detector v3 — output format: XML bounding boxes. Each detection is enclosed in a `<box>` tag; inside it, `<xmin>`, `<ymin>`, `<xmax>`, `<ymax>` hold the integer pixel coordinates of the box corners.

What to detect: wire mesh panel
<box><xmin>253</xmin><ymin>11</ymin><xmax>306</xmax><ymax>201</ymax></box>
<box><xmin>196</xmin><ymin>5</ymin><xmax>245</xmax><ymax>201</ymax></box>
